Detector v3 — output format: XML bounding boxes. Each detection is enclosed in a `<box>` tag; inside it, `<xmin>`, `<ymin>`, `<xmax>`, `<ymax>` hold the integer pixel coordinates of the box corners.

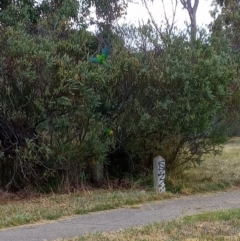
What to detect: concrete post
<box><xmin>153</xmin><ymin>156</ymin><xmax>166</xmax><ymax>192</ymax></box>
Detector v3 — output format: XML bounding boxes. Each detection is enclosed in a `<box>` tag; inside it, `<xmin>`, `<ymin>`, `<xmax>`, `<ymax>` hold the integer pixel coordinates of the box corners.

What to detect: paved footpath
<box><xmin>0</xmin><ymin>190</ymin><xmax>240</xmax><ymax>241</ymax></box>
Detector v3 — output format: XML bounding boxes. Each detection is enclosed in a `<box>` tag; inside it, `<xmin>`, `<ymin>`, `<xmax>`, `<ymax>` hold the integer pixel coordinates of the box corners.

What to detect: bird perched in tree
<box><xmin>105</xmin><ymin>129</ymin><xmax>114</xmax><ymax>136</ymax></box>
<box><xmin>89</xmin><ymin>47</ymin><xmax>110</xmax><ymax>66</ymax></box>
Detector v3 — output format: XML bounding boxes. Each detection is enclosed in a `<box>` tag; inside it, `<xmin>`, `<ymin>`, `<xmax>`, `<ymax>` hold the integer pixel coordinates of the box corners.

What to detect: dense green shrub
<box><xmin>0</xmin><ymin>19</ymin><xmax>115</xmax><ymax>190</ymax></box>
<box><xmin>0</xmin><ymin>1</ymin><xmax>236</xmax><ymax>191</ymax></box>
<box><xmin>104</xmin><ymin>27</ymin><xmax>234</xmax><ymax>173</ymax></box>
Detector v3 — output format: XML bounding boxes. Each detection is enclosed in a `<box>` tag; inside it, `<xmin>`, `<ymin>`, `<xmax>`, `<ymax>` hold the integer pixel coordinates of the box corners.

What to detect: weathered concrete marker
<box><xmin>153</xmin><ymin>156</ymin><xmax>166</xmax><ymax>192</ymax></box>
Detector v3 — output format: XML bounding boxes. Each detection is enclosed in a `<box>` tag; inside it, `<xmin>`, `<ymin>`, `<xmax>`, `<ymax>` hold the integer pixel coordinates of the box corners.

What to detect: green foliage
<box><xmin>211</xmin><ymin>0</ymin><xmax>240</xmax><ymax>136</ymax></box>
<box><xmin>0</xmin><ymin>0</ymin><xmax>236</xmax><ymax>191</ymax></box>
<box><xmin>0</xmin><ymin>5</ymin><xmax>115</xmax><ymax>190</ymax></box>
<box><xmin>103</xmin><ymin>25</ymin><xmax>234</xmax><ymax>172</ymax></box>
<box><xmin>86</xmin><ymin>0</ymin><xmax>128</xmax><ymax>24</ymax></box>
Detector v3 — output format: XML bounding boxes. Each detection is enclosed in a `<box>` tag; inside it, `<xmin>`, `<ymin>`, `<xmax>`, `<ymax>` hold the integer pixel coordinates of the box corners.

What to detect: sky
<box><xmin>120</xmin><ymin>0</ymin><xmax>214</xmax><ymax>30</ymax></box>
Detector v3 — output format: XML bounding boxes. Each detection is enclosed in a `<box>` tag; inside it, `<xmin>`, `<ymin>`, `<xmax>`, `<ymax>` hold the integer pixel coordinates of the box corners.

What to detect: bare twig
<box><xmin>161</xmin><ymin>0</ymin><xmax>178</xmax><ymax>35</ymax></box>
<box><xmin>142</xmin><ymin>0</ymin><xmax>165</xmax><ymax>40</ymax></box>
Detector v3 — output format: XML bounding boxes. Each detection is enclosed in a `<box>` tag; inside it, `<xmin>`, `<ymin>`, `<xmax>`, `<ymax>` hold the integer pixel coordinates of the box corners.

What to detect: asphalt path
<box><xmin>0</xmin><ymin>190</ymin><xmax>240</xmax><ymax>241</ymax></box>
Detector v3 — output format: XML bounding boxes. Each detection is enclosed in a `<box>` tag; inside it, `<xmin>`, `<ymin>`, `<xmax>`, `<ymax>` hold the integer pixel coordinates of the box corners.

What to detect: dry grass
<box><xmin>60</xmin><ymin>209</ymin><xmax>240</xmax><ymax>241</ymax></box>
<box><xmin>0</xmin><ymin>189</ymin><xmax>173</xmax><ymax>229</ymax></box>
<box><xmin>0</xmin><ymin>137</ymin><xmax>240</xmax><ymax>229</ymax></box>
<box><xmin>168</xmin><ymin>137</ymin><xmax>240</xmax><ymax>194</ymax></box>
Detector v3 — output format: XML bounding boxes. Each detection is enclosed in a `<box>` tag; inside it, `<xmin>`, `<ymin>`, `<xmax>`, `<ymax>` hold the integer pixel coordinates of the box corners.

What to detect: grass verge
<box><xmin>167</xmin><ymin>137</ymin><xmax>240</xmax><ymax>194</ymax></box>
<box><xmin>59</xmin><ymin>209</ymin><xmax>240</xmax><ymax>241</ymax></box>
<box><xmin>0</xmin><ymin>190</ymin><xmax>173</xmax><ymax>229</ymax></box>
<box><xmin>0</xmin><ymin>138</ymin><xmax>240</xmax><ymax>229</ymax></box>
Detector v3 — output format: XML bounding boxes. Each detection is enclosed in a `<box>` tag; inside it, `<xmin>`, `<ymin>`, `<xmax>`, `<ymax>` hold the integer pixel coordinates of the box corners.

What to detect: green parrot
<box><xmin>89</xmin><ymin>47</ymin><xmax>110</xmax><ymax>66</ymax></box>
<box><xmin>105</xmin><ymin>129</ymin><xmax>114</xmax><ymax>136</ymax></box>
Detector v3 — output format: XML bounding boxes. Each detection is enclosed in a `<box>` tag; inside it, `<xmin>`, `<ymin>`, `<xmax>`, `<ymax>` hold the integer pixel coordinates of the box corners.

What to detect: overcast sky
<box><xmin>120</xmin><ymin>0</ymin><xmax>213</xmax><ymax>29</ymax></box>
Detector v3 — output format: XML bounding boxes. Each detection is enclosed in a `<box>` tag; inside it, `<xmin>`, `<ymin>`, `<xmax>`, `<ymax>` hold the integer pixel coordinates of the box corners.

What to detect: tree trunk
<box><xmin>90</xmin><ymin>158</ymin><xmax>104</xmax><ymax>185</ymax></box>
<box><xmin>180</xmin><ymin>0</ymin><xmax>199</xmax><ymax>42</ymax></box>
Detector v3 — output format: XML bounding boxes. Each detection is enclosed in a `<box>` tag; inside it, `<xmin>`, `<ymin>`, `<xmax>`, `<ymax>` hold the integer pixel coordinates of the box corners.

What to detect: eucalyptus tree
<box><xmin>179</xmin><ymin>0</ymin><xmax>199</xmax><ymax>42</ymax></box>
